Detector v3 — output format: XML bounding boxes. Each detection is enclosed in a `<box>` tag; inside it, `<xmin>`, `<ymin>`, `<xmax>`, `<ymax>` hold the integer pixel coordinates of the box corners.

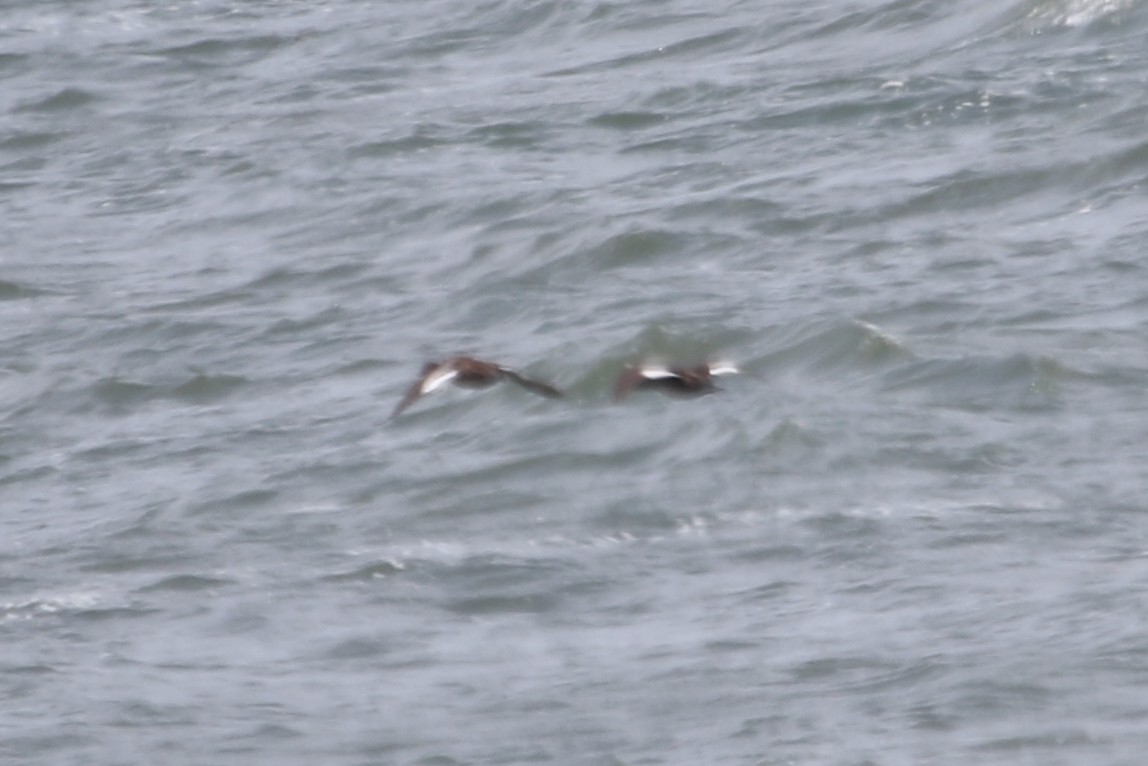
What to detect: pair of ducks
<box><xmin>392</xmin><ymin>356</ymin><xmax>739</xmax><ymax>418</ymax></box>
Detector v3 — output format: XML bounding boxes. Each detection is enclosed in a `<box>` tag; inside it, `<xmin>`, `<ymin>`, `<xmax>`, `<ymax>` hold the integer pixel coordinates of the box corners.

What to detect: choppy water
<box><xmin>4</xmin><ymin>0</ymin><xmax>1148</xmax><ymax>763</ymax></box>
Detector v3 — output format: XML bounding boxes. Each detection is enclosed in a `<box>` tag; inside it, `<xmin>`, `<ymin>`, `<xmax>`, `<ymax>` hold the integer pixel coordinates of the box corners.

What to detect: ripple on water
<box><xmin>15</xmin><ymin>87</ymin><xmax>100</xmax><ymax>113</ymax></box>
<box><xmin>762</xmin><ymin>318</ymin><xmax>913</xmax><ymax>375</ymax></box>
<box><xmin>0</xmin><ymin>279</ymin><xmax>51</xmax><ymax>300</ymax></box>
<box><xmin>425</xmin><ymin>554</ymin><xmax>590</xmax><ymax>617</ymax></box>
<box><xmin>156</xmin><ymin>34</ymin><xmax>299</xmax><ymax>68</ymax></box>
<box><xmin>881</xmin><ymin>352</ymin><xmax>1069</xmax><ymax>411</ymax></box>
<box><xmin>136</xmin><ymin>574</ymin><xmax>237</xmax><ymax>593</ymax></box>
<box><xmin>85</xmin><ymin>373</ymin><xmax>250</xmax><ymax>413</ymax></box>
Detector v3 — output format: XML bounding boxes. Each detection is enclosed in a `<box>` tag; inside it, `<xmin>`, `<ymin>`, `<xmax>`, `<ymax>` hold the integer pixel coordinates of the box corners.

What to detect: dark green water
<box><xmin>3</xmin><ymin>0</ymin><xmax>1148</xmax><ymax>763</ymax></box>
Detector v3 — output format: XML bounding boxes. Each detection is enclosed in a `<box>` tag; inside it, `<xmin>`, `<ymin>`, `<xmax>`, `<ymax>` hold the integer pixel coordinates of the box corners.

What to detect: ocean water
<box><xmin>3</xmin><ymin>0</ymin><xmax>1148</xmax><ymax>763</ymax></box>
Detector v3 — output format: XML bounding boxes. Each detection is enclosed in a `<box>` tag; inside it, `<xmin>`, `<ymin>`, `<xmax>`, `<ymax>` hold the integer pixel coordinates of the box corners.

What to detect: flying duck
<box><xmin>613</xmin><ymin>361</ymin><xmax>739</xmax><ymax>401</ymax></box>
<box><xmin>391</xmin><ymin>356</ymin><xmax>563</xmax><ymax>417</ymax></box>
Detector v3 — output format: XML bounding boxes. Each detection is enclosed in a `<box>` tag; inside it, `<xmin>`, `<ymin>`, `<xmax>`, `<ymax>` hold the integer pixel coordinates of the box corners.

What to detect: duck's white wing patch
<box><xmin>709</xmin><ymin>362</ymin><xmax>739</xmax><ymax>376</ymax></box>
<box><xmin>638</xmin><ymin>367</ymin><xmax>676</xmax><ymax>380</ymax></box>
<box><xmin>421</xmin><ymin>368</ymin><xmax>459</xmax><ymax>394</ymax></box>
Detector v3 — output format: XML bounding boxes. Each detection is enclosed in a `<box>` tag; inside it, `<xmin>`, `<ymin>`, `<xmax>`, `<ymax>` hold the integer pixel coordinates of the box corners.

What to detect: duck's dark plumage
<box><xmin>391</xmin><ymin>356</ymin><xmax>562</xmax><ymax>417</ymax></box>
<box><xmin>613</xmin><ymin>362</ymin><xmax>739</xmax><ymax>401</ymax></box>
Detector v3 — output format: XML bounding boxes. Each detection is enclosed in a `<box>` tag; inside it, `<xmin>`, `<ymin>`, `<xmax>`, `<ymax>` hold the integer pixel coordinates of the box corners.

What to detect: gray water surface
<box><xmin>4</xmin><ymin>0</ymin><xmax>1148</xmax><ymax>764</ymax></box>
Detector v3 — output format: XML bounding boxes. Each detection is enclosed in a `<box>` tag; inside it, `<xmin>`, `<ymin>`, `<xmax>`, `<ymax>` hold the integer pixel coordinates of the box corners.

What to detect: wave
<box><xmin>1021</xmin><ymin>0</ymin><xmax>1142</xmax><ymax>30</ymax></box>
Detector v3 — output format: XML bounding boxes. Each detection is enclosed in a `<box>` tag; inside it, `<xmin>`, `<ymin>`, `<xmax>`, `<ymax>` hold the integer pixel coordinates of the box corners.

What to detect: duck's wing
<box><xmin>501</xmin><ymin>368</ymin><xmax>563</xmax><ymax>399</ymax></box>
<box><xmin>391</xmin><ymin>366</ymin><xmax>458</xmax><ymax>418</ymax></box>
<box><xmin>612</xmin><ymin>366</ymin><xmax>654</xmax><ymax>401</ymax></box>
<box><xmin>420</xmin><ymin>366</ymin><xmax>460</xmax><ymax>394</ymax></box>
<box><xmin>390</xmin><ymin>379</ymin><xmax>426</xmax><ymax>418</ymax></box>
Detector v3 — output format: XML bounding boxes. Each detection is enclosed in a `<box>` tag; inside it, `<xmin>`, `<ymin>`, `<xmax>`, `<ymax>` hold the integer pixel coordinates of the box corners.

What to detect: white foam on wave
<box><xmin>0</xmin><ymin>590</ymin><xmax>104</xmax><ymax>621</ymax></box>
<box><xmin>1026</xmin><ymin>0</ymin><xmax>1138</xmax><ymax>28</ymax></box>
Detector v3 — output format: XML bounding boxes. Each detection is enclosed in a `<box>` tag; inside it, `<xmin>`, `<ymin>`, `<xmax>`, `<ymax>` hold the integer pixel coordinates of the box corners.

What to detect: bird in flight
<box><xmin>392</xmin><ymin>356</ymin><xmax>563</xmax><ymax>418</ymax></box>
<box><xmin>612</xmin><ymin>361</ymin><xmax>739</xmax><ymax>401</ymax></box>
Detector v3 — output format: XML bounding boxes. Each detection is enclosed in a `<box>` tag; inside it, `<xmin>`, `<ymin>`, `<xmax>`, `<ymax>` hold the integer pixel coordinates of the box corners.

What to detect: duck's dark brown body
<box><xmin>613</xmin><ymin>362</ymin><xmax>738</xmax><ymax>401</ymax></box>
<box><xmin>391</xmin><ymin>356</ymin><xmax>562</xmax><ymax>417</ymax></box>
